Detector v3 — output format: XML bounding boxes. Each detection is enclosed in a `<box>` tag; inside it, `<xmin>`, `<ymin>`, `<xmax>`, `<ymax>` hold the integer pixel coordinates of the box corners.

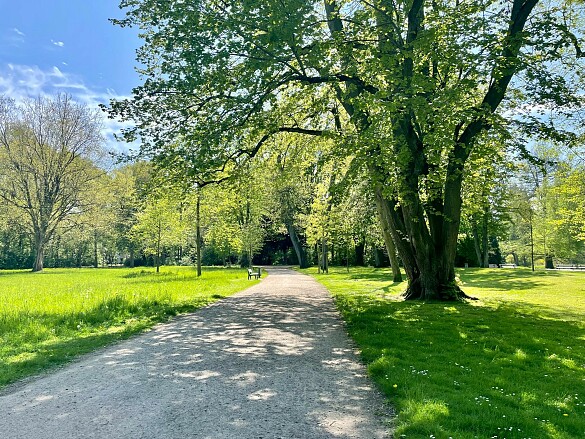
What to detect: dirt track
<box><xmin>0</xmin><ymin>267</ymin><xmax>391</xmax><ymax>438</ymax></box>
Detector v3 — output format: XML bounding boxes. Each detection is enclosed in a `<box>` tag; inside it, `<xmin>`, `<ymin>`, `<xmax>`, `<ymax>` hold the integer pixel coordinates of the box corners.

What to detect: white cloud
<box><xmin>13</xmin><ymin>28</ymin><xmax>25</xmax><ymax>37</ymax></box>
<box><xmin>51</xmin><ymin>40</ymin><xmax>65</xmax><ymax>47</ymax></box>
<box><xmin>0</xmin><ymin>63</ymin><xmax>137</xmax><ymax>155</ymax></box>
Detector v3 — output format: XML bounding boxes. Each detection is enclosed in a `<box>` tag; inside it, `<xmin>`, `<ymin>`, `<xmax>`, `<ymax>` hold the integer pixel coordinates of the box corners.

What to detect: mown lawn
<box><xmin>0</xmin><ymin>266</ymin><xmax>256</xmax><ymax>388</ymax></box>
<box><xmin>304</xmin><ymin>267</ymin><xmax>585</xmax><ymax>439</ymax></box>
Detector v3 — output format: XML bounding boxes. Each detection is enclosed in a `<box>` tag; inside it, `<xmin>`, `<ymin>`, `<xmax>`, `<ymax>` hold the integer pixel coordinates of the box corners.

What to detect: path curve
<box><xmin>0</xmin><ymin>267</ymin><xmax>391</xmax><ymax>438</ymax></box>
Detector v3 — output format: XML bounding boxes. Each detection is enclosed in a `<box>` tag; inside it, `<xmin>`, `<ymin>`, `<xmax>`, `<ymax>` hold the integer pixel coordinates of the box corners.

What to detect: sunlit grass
<box><xmin>0</xmin><ymin>266</ymin><xmax>256</xmax><ymax>388</ymax></box>
<box><xmin>303</xmin><ymin>266</ymin><xmax>585</xmax><ymax>439</ymax></box>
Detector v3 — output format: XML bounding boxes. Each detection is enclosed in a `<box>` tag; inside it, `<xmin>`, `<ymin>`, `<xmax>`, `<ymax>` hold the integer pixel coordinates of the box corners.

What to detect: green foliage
<box><xmin>107</xmin><ymin>0</ymin><xmax>585</xmax><ymax>298</ymax></box>
<box><xmin>0</xmin><ymin>266</ymin><xmax>256</xmax><ymax>388</ymax></box>
<box><xmin>0</xmin><ymin>94</ymin><xmax>105</xmax><ymax>271</ymax></box>
<box><xmin>306</xmin><ymin>266</ymin><xmax>585</xmax><ymax>438</ymax></box>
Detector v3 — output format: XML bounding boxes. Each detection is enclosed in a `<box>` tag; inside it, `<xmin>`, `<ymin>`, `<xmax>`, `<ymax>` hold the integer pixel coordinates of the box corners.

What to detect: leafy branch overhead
<box><xmin>108</xmin><ymin>0</ymin><xmax>585</xmax><ymax>299</ymax></box>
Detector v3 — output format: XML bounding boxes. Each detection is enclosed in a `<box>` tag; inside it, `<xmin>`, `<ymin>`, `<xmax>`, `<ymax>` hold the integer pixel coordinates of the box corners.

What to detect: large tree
<box><xmin>0</xmin><ymin>94</ymin><xmax>104</xmax><ymax>272</ymax></box>
<box><xmin>108</xmin><ymin>0</ymin><xmax>584</xmax><ymax>299</ymax></box>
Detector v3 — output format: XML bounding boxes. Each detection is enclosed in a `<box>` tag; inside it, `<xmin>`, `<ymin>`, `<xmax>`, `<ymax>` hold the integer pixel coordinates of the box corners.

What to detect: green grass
<box><xmin>303</xmin><ymin>266</ymin><xmax>585</xmax><ymax>439</ymax></box>
<box><xmin>0</xmin><ymin>266</ymin><xmax>256</xmax><ymax>388</ymax></box>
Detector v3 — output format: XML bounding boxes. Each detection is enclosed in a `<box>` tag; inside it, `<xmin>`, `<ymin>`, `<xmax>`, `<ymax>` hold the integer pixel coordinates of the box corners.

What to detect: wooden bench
<box><xmin>556</xmin><ymin>265</ymin><xmax>585</xmax><ymax>271</ymax></box>
<box><xmin>248</xmin><ymin>267</ymin><xmax>261</xmax><ymax>280</ymax></box>
<box><xmin>500</xmin><ymin>264</ymin><xmax>517</xmax><ymax>268</ymax></box>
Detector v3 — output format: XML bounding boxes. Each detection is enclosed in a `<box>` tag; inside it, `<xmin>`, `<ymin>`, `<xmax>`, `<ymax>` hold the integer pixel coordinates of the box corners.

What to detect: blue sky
<box><xmin>0</xmin><ymin>1</ymin><xmax>142</xmax><ymax>152</ymax></box>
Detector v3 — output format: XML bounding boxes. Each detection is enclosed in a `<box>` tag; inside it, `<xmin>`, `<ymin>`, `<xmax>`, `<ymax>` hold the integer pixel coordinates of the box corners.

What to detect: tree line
<box><xmin>0</xmin><ymin>93</ymin><xmax>583</xmax><ymax>278</ymax></box>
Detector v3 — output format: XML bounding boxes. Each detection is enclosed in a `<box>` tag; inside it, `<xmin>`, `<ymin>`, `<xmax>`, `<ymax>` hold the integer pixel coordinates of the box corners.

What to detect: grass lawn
<box><xmin>0</xmin><ymin>266</ymin><xmax>256</xmax><ymax>388</ymax></box>
<box><xmin>303</xmin><ymin>266</ymin><xmax>585</xmax><ymax>439</ymax></box>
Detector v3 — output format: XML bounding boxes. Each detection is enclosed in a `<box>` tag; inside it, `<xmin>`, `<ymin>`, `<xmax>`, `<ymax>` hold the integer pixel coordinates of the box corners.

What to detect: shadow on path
<box><xmin>0</xmin><ymin>268</ymin><xmax>390</xmax><ymax>439</ymax></box>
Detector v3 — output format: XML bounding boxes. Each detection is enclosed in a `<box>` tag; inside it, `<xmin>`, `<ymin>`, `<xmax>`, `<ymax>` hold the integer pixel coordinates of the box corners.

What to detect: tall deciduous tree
<box><xmin>108</xmin><ymin>0</ymin><xmax>584</xmax><ymax>299</ymax></box>
<box><xmin>0</xmin><ymin>94</ymin><xmax>104</xmax><ymax>272</ymax></box>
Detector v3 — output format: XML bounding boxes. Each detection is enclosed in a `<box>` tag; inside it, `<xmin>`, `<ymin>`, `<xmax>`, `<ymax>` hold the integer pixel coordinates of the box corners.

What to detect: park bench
<box><xmin>556</xmin><ymin>264</ymin><xmax>585</xmax><ymax>271</ymax></box>
<box><xmin>500</xmin><ymin>264</ymin><xmax>517</xmax><ymax>268</ymax></box>
<box><xmin>248</xmin><ymin>267</ymin><xmax>262</xmax><ymax>280</ymax></box>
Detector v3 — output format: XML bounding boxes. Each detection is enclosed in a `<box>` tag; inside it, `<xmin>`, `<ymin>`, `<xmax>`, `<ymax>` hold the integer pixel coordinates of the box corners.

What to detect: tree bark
<box><xmin>354</xmin><ymin>240</ymin><xmax>365</xmax><ymax>266</ymax></box>
<box><xmin>374</xmin><ymin>189</ymin><xmax>403</xmax><ymax>282</ymax></box>
<box><xmin>93</xmin><ymin>231</ymin><xmax>99</xmax><ymax>268</ymax></box>
<box><xmin>321</xmin><ymin>239</ymin><xmax>328</xmax><ymax>273</ymax></box>
<box><xmin>286</xmin><ymin>223</ymin><xmax>309</xmax><ymax>268</ymax></box>
<box><xmin>32</xmin><ymin>233</ymin><xmax>45</xmax><ymax>272</ymax></box>
<box><xmin>196</xmin><ymin>189</ymin><xmax>202</xmax><ymax>276</ymax></box>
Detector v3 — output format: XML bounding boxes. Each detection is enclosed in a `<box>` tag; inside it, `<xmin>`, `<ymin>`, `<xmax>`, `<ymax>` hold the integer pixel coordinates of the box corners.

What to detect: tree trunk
<box><xmin>321</xmin><ymin>239</ymin><xmax>328</xmax><ymax>273</ymax></box>
<box><xmin>374</xmin><ymin>186</ymin><xmax>467</xmax><ymax>301</ymax></box>
<box><xmin>354</xmin><ymin>240</ymin><xmax>365</xmax><ymax>266</ymax></box>
<box><xmin>286</xmin><ymin>223</ymin><xmax>309</xmax><ymax>268</ymax></box>
<box><xmin>93</xmin><ymin>231</ymin><xmax>99</xmax><ymax>268</ymax></box>
<box><xmin>32</xmin><ymin>231</ymin><xmax>45</xmax><ymax>272</ymax></box>
<box><xmin>129</xmin><ymin>247</ymin><xmax>135</xmax><ymax>268</ymax></box>
<box><xmin>374</xmin><ymin>190</ymin><xmax>403</xmax><ymax>282</ymax></box>
<box><xmin>196</xmin><ymin>189</ymin><xmax>202</xmax><ymax>276</ymax></box>
<box><xmin>472</xmin><ymin>221</ymin><xmax>483</xmax><ymax>267</ymax></box>
<box><xmin>156</xmin><ymin>221</ymin><xmax>161</xmax><ymax>273</ymax></box>
<box><xmin>481</xmin><ymin>207</ymin><xmax>489</xmax><ymax>267</ymax></box>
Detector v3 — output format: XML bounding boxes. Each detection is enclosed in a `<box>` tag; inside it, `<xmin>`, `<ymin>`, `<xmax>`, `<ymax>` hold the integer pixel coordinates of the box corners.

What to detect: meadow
<box><xmin>304</xmin><ymin>267</ymin><xmax>585</xmax><ymax>439</ymax></box>
<box><xmin>0</xmin><ymin>266</ymin><xmax>255</xmax><ymax>388</ymax></box>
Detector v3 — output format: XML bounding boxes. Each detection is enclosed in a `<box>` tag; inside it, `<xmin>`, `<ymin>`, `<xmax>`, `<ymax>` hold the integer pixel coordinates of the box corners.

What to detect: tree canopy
<box><xmin>107</xmin><ymin>0</ymin><xmax>585</xmax><ymax>299</ymax></box>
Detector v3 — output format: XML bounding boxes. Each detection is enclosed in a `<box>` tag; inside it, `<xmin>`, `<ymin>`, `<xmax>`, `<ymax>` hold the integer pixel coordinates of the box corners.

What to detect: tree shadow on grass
<box><xmin>458</xmin><ymin>268</ymin><xmax>562</xmax><ymax>291</ymax></box>
<box><xmin>0</xmin><ymin>295</ymin><xmax>216</xmax><ymax>389</ymax></box>
<box><xmin>338</xmin><ymin>294</ymin><xmax>585</xmax><ymax>438</ymax></box>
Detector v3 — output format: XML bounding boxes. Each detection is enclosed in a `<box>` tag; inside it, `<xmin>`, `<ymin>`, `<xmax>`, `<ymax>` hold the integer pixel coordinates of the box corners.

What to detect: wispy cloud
<box><xmin>51</xmin><ymin>39</ymin><xmax>65</xmax><ymax>47</ymax></box>
<box><xmin>13</xmin><ymin>28</ymin><xmax>25</xmax><ymax>37</ymax></box>
<box><xmin>0</xmin><ymin>63</ymin><xmax>136</xmax><ymax>154</ymax></box>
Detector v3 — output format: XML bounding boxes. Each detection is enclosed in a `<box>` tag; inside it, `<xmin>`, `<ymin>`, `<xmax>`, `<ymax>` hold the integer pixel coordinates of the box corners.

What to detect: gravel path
<box><xmin>0</xmin><ymin>267</ymin><xmax>391</xmax><ymax>438</ymax></box>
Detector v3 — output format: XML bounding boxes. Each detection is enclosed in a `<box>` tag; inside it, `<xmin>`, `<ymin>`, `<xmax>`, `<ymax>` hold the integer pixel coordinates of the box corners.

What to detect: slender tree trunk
<box><xmin>129</xmin><ymin>247</ymin><xmax>135</xmax><ymax>268</ymax></box>
<box><xmin>481</xmin><ymin>207</ymin><xmax>489</xmax><ymax>267</ymax></box>
<box><xmin>196</xmin><ymin>189</ymin><xmax>202</xmax><ymax>276</ymax></box>
<box><xmin>322</xmin><ymin>238</ymin><xmax>328</xmax><ymax>274</ymax></box>
<box><xmin>472</xmin><ymin>220</ymin><xmax>483</xmax><ymax>267</ymax></box>
<box><xmin>330</xmin><ymin>242</ymin><xmax>335</xmax><ymax>265</ymax></box>
<box><xmin>286</xmin><ymin>223</ymin><xmax>309</xmax><ymax>268</ymax></box>
<box><xmin>93</xmin><ymin>231</ymin><xmax>99</xmax><ymax>268</ymax></box>
<box><xmin>374</xmin><ymin>188</ymin><xmax>403</xmax><ymax>282</ymax></box>
<box><xmin>530</xmin><ymin>221</ymin><xmax>535</xmax><ymax>272</ymax></box>
<box><xmin>156</xmin><ymin>221</ymin><xmax>161</xmax><ymax>273</ymax></box>
<box><xmin>346</xmin><ymin>242</ymin><xmax>350</xmax><ymax>273</ymax></box>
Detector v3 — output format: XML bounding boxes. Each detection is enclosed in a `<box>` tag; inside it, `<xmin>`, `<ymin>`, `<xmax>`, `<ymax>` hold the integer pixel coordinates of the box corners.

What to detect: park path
<box><xmin>0</xmin><ymin>267</ymin><xmax>391</xmax><ymax>439</ymax></box>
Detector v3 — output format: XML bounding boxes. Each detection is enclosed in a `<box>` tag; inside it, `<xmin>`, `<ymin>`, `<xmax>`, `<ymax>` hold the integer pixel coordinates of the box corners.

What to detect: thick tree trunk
<box><xmin>286</xmin><ymin>223</ymin><xmax>309</xmax><ymax>268</ymax></box>
<box><xmin>354</xmin><ymin>240</ymin><xmax>365</xmax><ymax>266</ymax></box>
<box><xmin>374</xmin><ymin>247</ymin><xmax>381</xmax><ymax>267</ymax></box>
<box><xmin>32</xmin><ymin>231</ymin><xmax>45</xmax><ymax>272</ymax></box>
<box><xmin>375</xmin><ymin>186</ymin><xmax>467</xmax><ymax>301</ymax></box>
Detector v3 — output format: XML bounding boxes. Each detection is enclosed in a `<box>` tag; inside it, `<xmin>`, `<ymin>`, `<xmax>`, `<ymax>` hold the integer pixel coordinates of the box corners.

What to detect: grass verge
<box><xmin>303</xmin><ymin>266</ymin><xmax>585</xmax><ymax>439</ymax></box>
<box><xmin>0</xmin><ymin>266</ymin><xmax>256</xmax><ymax>388</ymax></box>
